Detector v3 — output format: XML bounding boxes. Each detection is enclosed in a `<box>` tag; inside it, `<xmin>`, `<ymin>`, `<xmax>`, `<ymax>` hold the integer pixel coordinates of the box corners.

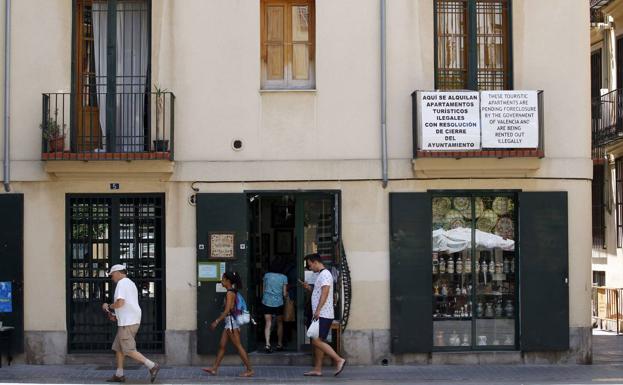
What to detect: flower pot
<box><xmin>153</xmin><ymin>139</ymin><xmax>169</xmax><ymax>152</ymax></box>
<box><xmin>48</xmin><ymin>136</ymin><xmax>65</xmax><ymax>152</ymax></box>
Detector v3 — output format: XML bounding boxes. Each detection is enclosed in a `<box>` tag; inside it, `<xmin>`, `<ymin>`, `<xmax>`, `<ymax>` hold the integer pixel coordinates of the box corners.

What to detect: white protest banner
<box><xmin>481</xmin><ymin>91</ymin><xmax>539</xmax><ymax>148</ymax></box>
<box><xmin>419</xmin><ymin>91</ymin><xmax>481</xmax><ymax>151</ymax></box>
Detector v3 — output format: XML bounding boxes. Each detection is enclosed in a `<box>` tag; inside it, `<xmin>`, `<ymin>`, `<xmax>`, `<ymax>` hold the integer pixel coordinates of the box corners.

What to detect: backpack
<box><xmin>233</xmin><ymin>292</ymin><xmax>251</xmax><ymax>325</ymax></box>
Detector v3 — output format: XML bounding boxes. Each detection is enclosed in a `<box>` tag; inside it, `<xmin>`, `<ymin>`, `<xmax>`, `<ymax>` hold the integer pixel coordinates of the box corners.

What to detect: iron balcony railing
<box><xmin>592</xmin><ymin>89</ymin><xmax>623</xmax><ymax>157</ymax></box>
<box><xmin>41</xmin><ymin>91</ymin><xmax>174</xmax><ymax>161</ymax></box>
<box><xmin>592</xmin><ymin>286</ymin><xmax>622</xmax><ymax>335</ymax></box>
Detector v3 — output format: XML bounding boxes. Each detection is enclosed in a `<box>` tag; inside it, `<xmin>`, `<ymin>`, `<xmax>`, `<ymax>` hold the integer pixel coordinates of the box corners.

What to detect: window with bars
<box><xmin>434</xmin><ymin>0</ymin><xmax>512</xmax><ymax>90</ymax></box>
<box><xmin>67</xmin><ymin>195</ymin><xmax>165</xmax><ymax>353</ymax></box>
<box><xmin>592</xmin><ymin>164</ymin><xmax>606</xmax><ymax>249</ymax></box>
<box><xmin>617</xmin><ymin>159</ymin><xmax>623</xmax><ymax>248</ymax></box>
<box><xmin>261</xmin><ymin>0</ymin><xmax>315</xmax><ymax>89</ymax></box>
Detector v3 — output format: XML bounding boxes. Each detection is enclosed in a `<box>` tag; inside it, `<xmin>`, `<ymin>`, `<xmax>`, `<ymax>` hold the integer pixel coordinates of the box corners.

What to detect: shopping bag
<box><xmin>283</xmin><ymin>298</ymin><xmax>295</xmax><ymax>322</ymax></box>
<box><xmin>306</xmin><ymin>319</ymin><xmax>320</xmax><ymax>339</ymax></box>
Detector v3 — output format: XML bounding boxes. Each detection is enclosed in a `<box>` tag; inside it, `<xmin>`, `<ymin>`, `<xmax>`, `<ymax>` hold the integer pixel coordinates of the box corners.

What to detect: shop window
<box><xmin>592</xmin><ymin>164</ymin><xmax>606</xmax><ymax>249</ymax></box>
<box><xmin>434</xmin><ymin>0</ymin><xmax>512</xmax><ymax>90</ymax></box>
<box><xmin>261</xmin><ymin>0</ymin><xmax>315</xmax><ymax>89</ymax></box>
<box><xmin>616</xmin><ymin>158</ymin><xmax>623</xmax><ymax>248</ymax></box>
<box><xmin>432</xmin><ymin>194</ymin><xmax>517</xmax><ymax>349</ymax></box>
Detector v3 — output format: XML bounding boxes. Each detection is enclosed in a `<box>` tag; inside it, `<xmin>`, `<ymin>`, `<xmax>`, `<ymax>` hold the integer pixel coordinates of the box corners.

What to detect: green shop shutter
<box><xmin>0</xmin><ymin>194</ymin><xmax>24</xmax><ymax>353</ymax></box>
<box><xmin>195</xmin><ymin>193</ymin><xmax>250</xmax><ymax>354</ymax></box>
<box><xmin>519</xmin><ymin>192</ymin><xmax>569</xmax><ymax>351</ymax></box>
<box><xmin>389</xmin><ymin>193</ymin><xmax>432</xmax><ymax>353</ymax></box>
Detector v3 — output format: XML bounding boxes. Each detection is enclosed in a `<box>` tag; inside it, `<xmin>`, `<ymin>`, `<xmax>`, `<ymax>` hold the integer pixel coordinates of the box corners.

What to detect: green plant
<box><xmin>40</xmin><ymin>110</ymin><xmax>65</xmax><ymax>140</ymax></box>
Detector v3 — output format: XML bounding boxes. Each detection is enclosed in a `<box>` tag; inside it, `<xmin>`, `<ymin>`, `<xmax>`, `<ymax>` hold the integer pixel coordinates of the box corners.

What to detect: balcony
<box><xmin>592</xmin><ymin>89</ymin><xmax>623</xmax><ymax>160</ymax></box>
<box><xmin>412</xmin><ymin>90</ymin><xmax>544</xmax><ymax>159</ymax></box>
<box><xmin>41</xmin><ymin>91</ymin><xmax>174</xmax><ymax>161</ymax></box>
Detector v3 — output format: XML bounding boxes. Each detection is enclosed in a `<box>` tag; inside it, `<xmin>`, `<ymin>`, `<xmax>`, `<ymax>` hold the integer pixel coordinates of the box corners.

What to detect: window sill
<box><xmin>259</xmin><ymin>88</ymin><xmax>317</xmax><ymax>94</ymax></box>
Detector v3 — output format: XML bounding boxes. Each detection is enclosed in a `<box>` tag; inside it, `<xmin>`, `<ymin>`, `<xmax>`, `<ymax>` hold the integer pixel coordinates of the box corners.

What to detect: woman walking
<box><xmin>202</xmin><ymin>271</ymin><xmax>254</xmax><ymax>377</ymax></box>
<box><xmin>261</xmin><ymin>264</ymin><xmax>288</xmax><ymax>352</ymax></box>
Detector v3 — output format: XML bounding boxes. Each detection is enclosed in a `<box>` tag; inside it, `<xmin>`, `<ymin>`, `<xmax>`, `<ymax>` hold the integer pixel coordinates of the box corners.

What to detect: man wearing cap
<box><xmin>102</xmin><ymin>264</ymin><xmax>160</xmax><ymax>383</ymax></box>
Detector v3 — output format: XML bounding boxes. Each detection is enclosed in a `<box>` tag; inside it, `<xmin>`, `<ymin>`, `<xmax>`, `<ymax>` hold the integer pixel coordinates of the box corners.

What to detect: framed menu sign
<box><xmin>209</xmin><ymin>232</ymin><xmax>235</xmax><ymax>260</ymax></box>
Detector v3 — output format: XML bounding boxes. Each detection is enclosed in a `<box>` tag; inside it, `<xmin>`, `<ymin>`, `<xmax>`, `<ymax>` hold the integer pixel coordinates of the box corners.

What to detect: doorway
<box><xmin>247</xmin><ymin>192</ymin><xmax>339</xmax><ymax>353</ymax></box>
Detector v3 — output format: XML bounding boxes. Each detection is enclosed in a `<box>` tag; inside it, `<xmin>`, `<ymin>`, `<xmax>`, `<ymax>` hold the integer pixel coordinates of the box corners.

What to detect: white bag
<box><xmin>306</xmin><ymin>319</ymin><xmax>320</xmax><ymax>339</ymax></box>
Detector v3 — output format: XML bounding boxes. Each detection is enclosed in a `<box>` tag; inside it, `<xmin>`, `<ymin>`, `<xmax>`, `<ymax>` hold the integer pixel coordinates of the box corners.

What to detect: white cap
<box><xmin>108</xmin><ymin>264</ymin><xmax>127</xmax><ymax>276</ymax></box>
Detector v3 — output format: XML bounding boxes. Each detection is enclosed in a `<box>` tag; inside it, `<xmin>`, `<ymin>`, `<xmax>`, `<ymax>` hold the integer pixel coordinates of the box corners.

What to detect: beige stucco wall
<box><xmin>0</xmin><ymin>0</ymin><xmax>592</xmax><ymax>349</ymax></box>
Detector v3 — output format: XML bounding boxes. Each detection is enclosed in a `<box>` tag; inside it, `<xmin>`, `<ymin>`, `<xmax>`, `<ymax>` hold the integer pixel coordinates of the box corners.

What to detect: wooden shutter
<box><xmin>519</xmin><ymin>192</ymin><xmax>569</xmax><ymax>351</ymax></box>
<box><xmin>261</xmin><ymin>0</ymin><xmax>315</xmax><ymax>89</ymax></box>
<box><xmin>389</xmin><ymin>193</ymin><xmax>433</xmax><ymax>353</ymax></box>
<box><xmin>74</xmin><ymin>0</ymin><xmax>103</xmax><ymax>151</ymax></box>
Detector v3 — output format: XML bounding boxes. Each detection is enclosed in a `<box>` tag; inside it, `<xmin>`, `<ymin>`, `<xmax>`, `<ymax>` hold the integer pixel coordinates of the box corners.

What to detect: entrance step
<box><xmin>248</xmin><ymin>351</ymin><xmax>312</xmax><ymax>366</ymax></box>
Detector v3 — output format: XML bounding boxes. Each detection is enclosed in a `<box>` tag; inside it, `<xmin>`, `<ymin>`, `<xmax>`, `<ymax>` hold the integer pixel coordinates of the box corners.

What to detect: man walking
<box><xmin>301</xmin><ymin>254</ymin><xmax>346</xmax><ymax>377</ymax></box>
<box><xmin>102</xmin><ymin>264</ymin><xmax>160</xmax><ymax>383</ymax></box>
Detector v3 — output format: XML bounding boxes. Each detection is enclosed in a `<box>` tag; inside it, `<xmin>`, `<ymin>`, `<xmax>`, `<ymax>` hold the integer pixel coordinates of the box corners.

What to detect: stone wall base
<box><xmin>18</xmin><ymin>327</ymin><xmax>592</xmax><ymax>366</ymax></box>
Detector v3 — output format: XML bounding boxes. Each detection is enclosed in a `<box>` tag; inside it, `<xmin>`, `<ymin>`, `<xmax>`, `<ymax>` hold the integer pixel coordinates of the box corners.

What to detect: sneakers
<box><xmin>149</xmin><ymin>363</ymin><xmax>161</xmax><ymax>383</ymax></box>
<box><xmin>105</xmin><ymin>375</ymin><xmax>126</xmax><ymax>383</ymax></box>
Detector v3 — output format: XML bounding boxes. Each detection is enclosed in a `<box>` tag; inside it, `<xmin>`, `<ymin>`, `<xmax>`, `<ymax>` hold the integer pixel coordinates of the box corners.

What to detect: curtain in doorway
<box><xmin>92</xmin><ymin>0</ymin><xmax>149</xmax><ymax>152</ymax></box>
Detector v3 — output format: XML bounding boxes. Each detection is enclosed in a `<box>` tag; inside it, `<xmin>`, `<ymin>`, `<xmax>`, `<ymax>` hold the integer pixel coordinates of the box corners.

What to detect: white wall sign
<box><xmin>419</xmin><ymin>91</ymin><xmax>481</xmax><ymax>151</ymax></box>
<box><xmin>481</xmin><ymin>91</ymin><xmax>539</xmax><ymax>148</ymax></box>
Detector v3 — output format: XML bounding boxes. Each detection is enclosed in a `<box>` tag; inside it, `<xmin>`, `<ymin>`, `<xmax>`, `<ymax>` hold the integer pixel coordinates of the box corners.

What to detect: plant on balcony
<box><xmin>40</xmin><ymin>111</ymin><xmax>66</xmax><ymax>152</ymax></box>
<box><xmin>153</xmin><ymin>84</ymin><xmax>169</xmax><ymax>152</ymax></box>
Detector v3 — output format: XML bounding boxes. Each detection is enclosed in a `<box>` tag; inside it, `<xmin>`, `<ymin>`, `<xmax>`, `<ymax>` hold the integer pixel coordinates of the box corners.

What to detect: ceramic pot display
<box><xmin>495</xmin><ymin>301</ymin><xmax>503</xmax><ymax>317</ymax></box>
<box><xmin>504</xmin><ymin>300</ymin><xmax>514</xmax><ymax>318</ymax></box>
<box><xmin>432</xmin><ymin>195</ymin><xmax>518</xmax><ymax>350</ymax></box>
<box><xmin>476</xmin><ymin>302</ymin><xmax>484</xmax><ymax>318</ymax></box>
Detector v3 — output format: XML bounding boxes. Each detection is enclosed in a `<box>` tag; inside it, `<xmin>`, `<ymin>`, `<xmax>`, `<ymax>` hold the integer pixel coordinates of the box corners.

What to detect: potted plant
<box><xmin>40</xmin><ymin>111</ymin><xmax>66</xmax><ymax>152</ymax></box>
<box><xmin>153</xmin><ymin>84</ymin><xmax>169</xmax><ymax>152</ymax></box>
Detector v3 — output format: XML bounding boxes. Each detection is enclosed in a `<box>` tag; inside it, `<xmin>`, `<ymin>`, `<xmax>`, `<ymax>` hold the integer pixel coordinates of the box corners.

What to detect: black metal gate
<box><xmin>67</xmin><ymin>194</ymin><xmax>165</xmax><ymax>353</ymax></box>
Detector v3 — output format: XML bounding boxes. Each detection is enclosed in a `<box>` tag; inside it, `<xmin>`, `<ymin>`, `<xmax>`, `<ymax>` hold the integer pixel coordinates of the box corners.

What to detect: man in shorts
<box><xmin>102</xmin><ymin>264</ymin><xmax>160</xmax><ymax>383</ymax></box>
<box><xmin>301</xmin><ymin>254</ymin><xmax>346</xmax><ymax>377</ymax></box>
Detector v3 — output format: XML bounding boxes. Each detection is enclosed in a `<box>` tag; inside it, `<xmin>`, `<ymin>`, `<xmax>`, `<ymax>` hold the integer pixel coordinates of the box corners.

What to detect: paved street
<box><xmin>0</xmin><ymin>333</ymin><xmax>620</xmax><ymax>385</ymax></box>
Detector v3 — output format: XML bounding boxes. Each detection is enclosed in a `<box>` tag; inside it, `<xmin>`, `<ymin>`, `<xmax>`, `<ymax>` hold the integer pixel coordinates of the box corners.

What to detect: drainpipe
<box><xmin>3</xmin><ymin>0</ymin><xmax>11</xmax><ymax>192</ymax></box>
<box><xmin>380</xmin><ymin>0</ymin><xmax>388</xmax><ymax>188</ymax></box>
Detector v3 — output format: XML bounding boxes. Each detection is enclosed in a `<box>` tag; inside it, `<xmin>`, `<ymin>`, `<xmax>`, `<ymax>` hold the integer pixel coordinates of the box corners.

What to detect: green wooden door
<box><xmin>196</xmin><ymin>193</ymin><xmax>252</xmax><ymax>354</ymax></box>
<box><xmin>0</xmin><ymin>194</ymin><xmax>24</xmax><ymax>354</ymax></box>
<box><xmin>519</xmin><ymin>192</ymin><xmax>569</xmax><ymax>351</ymax></box>
<box><xmin>389</xmin><ymin>193</ymin><xmax>433</xmax><ymax>353</ymax></box>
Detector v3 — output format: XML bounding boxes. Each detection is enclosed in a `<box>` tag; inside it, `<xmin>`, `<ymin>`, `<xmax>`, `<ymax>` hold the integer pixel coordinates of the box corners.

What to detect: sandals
<box><xmin>264</xmin><ymin>345</ymin><xmax>272</xmax><ymax>353</ymax></box>
<box><xmin>275</xmin><ymin>344</ymin><xmax>284</xmax><ymax>351</ymax></box>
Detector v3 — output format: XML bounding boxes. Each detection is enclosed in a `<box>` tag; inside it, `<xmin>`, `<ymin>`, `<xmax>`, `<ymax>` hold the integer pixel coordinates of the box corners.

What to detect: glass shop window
<box><xmin>432</xmin><ymin>194</ymin><xmax>517</xmax><ymax>349</ymax></box>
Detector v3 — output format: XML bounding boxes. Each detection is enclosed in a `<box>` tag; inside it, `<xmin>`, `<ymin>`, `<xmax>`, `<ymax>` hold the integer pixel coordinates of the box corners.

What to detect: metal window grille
<box><xmin>67</xmin><ymin>195</ymin><xmax>165</xmax><ymax>353</ymax></box>
<box><xmin>435</xmin><ymin>0</ymin><xmax>511</xmax><ymax>90</ymax></box>
<box><xmin>593</xmin><ymin>164</ymin><xmax>606</xmax><ymax>249</ymax></box>
<box><xmin>616</xmin><ymin>159</ymin><xmax>623</xmax><ymax>248</ymax></box>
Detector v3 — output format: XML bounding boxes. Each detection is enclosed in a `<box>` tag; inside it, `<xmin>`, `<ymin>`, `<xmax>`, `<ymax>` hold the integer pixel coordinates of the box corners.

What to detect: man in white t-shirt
<box><xmin>102</xmin><ymin>265</ymin><xmax>160</xmax><ymax>383</ymax></box>
<box><xmin>300</xmin><ymin>254</ymin><xmax>346</xmax><ymax>377</ymax></box>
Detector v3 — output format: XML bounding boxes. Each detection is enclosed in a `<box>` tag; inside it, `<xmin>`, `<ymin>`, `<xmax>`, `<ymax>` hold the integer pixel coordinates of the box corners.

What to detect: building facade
<box><xmin>0</xmin><ymin>0</ymin><xmax>591</xmax><ymax>365</ymax></box>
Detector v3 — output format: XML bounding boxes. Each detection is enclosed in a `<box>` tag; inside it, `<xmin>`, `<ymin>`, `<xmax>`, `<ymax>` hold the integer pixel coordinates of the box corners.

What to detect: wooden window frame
<box><xmin>434</xmin><ymin>0</ymin><xmax>513</xmax><ymax>91</ymax></box>
<box><xmin>261</xmin><ymin>0</ymin><xmax>316</xmax><ymax>90</ymax></box>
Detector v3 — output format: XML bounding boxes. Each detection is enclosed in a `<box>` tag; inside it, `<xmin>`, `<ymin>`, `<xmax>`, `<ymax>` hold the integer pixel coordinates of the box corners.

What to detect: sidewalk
<box><xmin>2</xmin><ymin>363</ymin><xmax>623</xmax><ymax>385</ymax></box>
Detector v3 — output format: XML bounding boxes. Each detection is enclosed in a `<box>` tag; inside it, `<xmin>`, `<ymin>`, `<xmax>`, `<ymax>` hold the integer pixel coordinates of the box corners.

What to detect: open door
<box><xmin>74</xmin><ymin>0</ymin><xmax>103</xmax><ymax>152</ymax></box>
<box><xmin>196</xmin><ymin>194</ymin><xmax>253</xmax><ymax>354</ymax></box>
<box><xmin>0</xmin><ymin>194</ymin><xmax>24</xmax><ymax>355</ymax></box>
<box><xmin>295</xmin><ymin>193</ymin><xmax>339</xmax><ymax>350</ymax></box>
